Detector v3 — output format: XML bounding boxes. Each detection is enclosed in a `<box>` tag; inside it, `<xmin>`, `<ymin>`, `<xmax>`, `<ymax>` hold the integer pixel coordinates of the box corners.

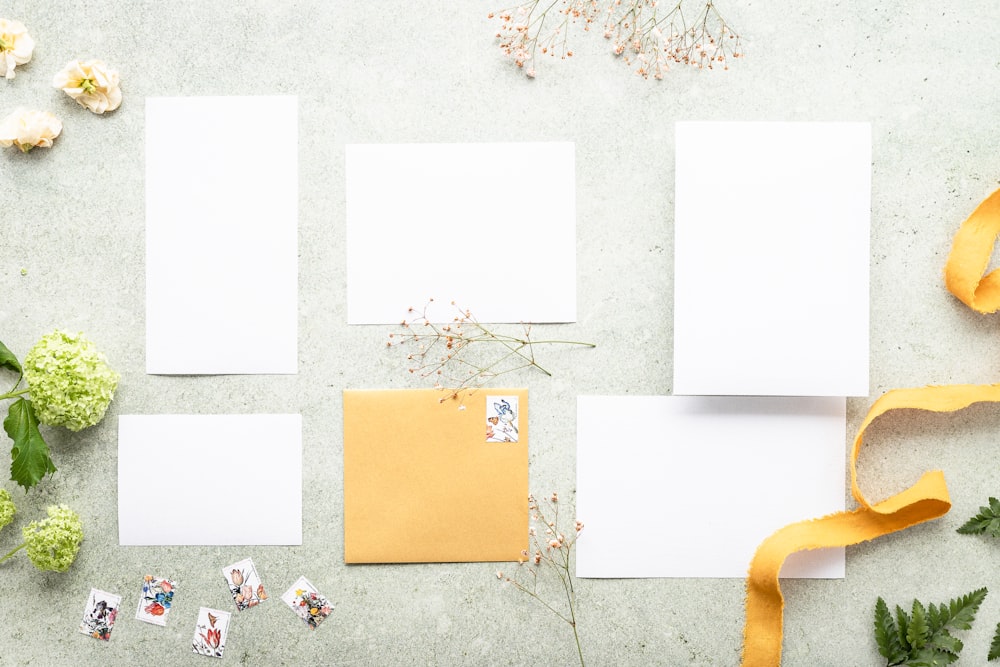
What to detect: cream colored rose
<box><xmin>0</xmin><ymin>109</ymin><xmax>62</xmax><ymax>152</ymax></box>
<box><xmin>0</xmin><ymin>19</ymin><xmax>34</xmax><ymax>80</ymax></box>
<box><xmin>52</xmin><ymin>59</ymin><xmax>122</xmax><ymax>114</ymax></box>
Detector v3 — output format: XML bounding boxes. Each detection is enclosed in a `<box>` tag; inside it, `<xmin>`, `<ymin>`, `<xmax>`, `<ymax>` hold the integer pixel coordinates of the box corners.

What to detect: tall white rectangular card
<box><xmin>673</xmin><ymin>121</ymin><xmax>870</xmax><ymax>396</ymax></box>
<box><xmin>146</xmin><ymin>96</ymin><xmax>298</xmax><ymax>374</ymax></box>
<box><xmin>345</xmin><ymin>142</ymin><xmax>576</xmax><ymax>324</ymax></box>
<box><xmin>576</xmin><ymin>395</ymin><xmax>845</xmax><ymax>578</ymax></box>
<box><xmin>118</xmin><ymin>414</ymin><xmax>302</xmax><ymax>545</ymax></box>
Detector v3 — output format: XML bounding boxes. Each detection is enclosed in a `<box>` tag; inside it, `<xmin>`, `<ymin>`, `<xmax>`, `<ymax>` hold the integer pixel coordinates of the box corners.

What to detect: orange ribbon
<box><xmin>741</xmin><ymin>187</ymin><xmax>1000</xmax><ymax>667</ymax></box>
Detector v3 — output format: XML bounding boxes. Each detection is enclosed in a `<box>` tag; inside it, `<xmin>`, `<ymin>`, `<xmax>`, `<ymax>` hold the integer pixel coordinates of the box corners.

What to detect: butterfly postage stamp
<box><xmin>191</xmin><ymin>607</ymin><xmax>231</xmax><ymax>658</ymax></box>
<box><xmin>222</xmin><ymin>557</ymin><xmax>268</xmax><ymax>611</ymax></box>
<box><xmin>486</xmin><ymin>395</ymin><xmax>519</xmax><ymax>443</ymax></box>
<box><xmin>79</xmin><ymin>588</ymin><xmax>122</xmax><ymax>641</ymax></box>
<box><xmin>135</xmin><ymin>575</ymin><xmax>176</xmax><ymax>626</ymax></box>
<box><xmin>281</xmin><ymin>576</ymin><xmax>334</xmax><ymax>630</ymax></box>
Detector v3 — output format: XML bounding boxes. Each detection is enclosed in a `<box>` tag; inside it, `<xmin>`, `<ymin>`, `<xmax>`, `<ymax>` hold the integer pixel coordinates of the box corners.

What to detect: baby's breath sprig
<box><xmin>489</xmin><ymin>0</ymin><xmax>742</xmax><ymax>79</ymax></box>
<box><xmin>497</xmin><ymin>493</ymin><xmax>586</xmax><ymax>666</ymax></box>
<box><xmin>605</xmin><ymin>0</ymin><xmax>743</xmax><ymax>78</ymax></box>
<box><xmin>387</xmin><ymin>299</ymin><xmax>595</xmax><ymax>402</ymax></box>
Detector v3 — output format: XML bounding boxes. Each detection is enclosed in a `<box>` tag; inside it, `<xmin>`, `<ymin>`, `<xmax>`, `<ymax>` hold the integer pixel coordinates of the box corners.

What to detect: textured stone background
<box><xmin>2</xmin><ymin>1</ymin><xmax>1000</xmax><ymax>664</ymax></box>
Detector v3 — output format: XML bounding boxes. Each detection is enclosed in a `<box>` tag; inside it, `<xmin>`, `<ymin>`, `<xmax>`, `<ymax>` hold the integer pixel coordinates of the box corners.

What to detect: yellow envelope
<box><xmin>343</xmin><ymin>389</ymin><xmax>528</xmax><ymax>563</ymax></box>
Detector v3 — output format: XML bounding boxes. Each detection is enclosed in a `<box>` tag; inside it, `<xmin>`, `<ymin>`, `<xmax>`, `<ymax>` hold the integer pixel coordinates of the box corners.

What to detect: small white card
<box><xmin>576</xmin><ymin>395</ymin><xmax>846</xmax><ymax>578</ymax></box>
<box><xmin>673</xmin><ymin>121</ymin><xmax>870</xmax><ymax>396</ymax></box>
<box><xmin>345</xmin><ymin>142</ymin><xmax>577</xmax><ymax>324</ymax></box>
<box><xmin>145</xmin><ymin>95</ymin><xmax>298</xmax><ymax>375</ymax></box>
<box><xmin>117</xmin><ymin>414</ymin><xmax>302</xmax><ymax>545</ymax></box>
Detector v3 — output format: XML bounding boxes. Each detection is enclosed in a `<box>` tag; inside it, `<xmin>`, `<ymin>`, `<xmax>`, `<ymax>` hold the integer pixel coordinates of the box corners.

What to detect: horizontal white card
<box><xmin>146</xmin><ymin>96</ymin><xmax>298</xmax><ymax>374</ymax></box>
<box><xmin>345</xmin><ymin>142</ymin><xmax>576</xmax><ymax>324</ymax></box>
<box><xmin>673</xmin><ymin>121</ymin><xmax>870</xmax><ymax>396</ymax></box>
<box><xmin>118</xmin><ymin>414</ymin><xmax>302</xmax><ymax>545</ymax></box>
<box><xmin>576</xmin><ymin>395</ymin><xmax>845</xmax><ymax>578</ymax></box>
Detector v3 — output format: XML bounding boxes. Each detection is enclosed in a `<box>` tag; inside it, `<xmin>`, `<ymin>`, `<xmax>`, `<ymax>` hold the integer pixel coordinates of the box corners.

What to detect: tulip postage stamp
<box><xmin>221</xmin><ymin>557</ymin><xmax>268</xmax><ymax>611</ymax></box>
<box><xmin>191</xmin><ymin>607</ymin><xmax>231</xmax><ymax>658</ymax></box>
<box><xmin>135</xmin><ymin>575</ymin><xmax>176</xmax><ymax>626</ymax></box>
<box><xmin>281</xmin><ymin>576</ymin><xmax>334</xmax><ymax>630</ymax></box>
<box><xmin>486</xmin><ymin>395</ymin><xmax>519</xmax><ymax>443</ymax></box>
<box><xmin>79</xmin><ymin>588</ymin><xmax>122</xmax><ymax>641</ymax></box>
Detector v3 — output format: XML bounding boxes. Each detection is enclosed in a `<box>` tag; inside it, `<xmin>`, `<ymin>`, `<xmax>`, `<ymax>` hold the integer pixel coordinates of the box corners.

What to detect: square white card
<box><xmin>576</xmin><ymin>395</ymin><xmax>845</xmax><ymax>578</ymax></box>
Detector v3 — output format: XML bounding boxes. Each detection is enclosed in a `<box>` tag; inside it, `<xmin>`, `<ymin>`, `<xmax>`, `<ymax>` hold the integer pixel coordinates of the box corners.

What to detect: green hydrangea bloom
<box><xmin>0</xmin><ymin>489</ymin><xmax>15</xmax><ymax>529</ymax></box>
<box><xmin>23</xmin><ymin>329</ymin><xmax>119</xmax><ymax>432</ymax></box>
<box><xmin>22</xmin><ymin>504</ymin><xmax>83</xmax><ymax>572</ymax></box>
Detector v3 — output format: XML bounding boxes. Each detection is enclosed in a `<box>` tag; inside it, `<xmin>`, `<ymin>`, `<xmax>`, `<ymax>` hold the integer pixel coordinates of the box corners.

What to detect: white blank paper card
<box><xmin>576</xmin><ymin>395</ymin><xmax>846</xmax><ymax>578</ymax></box>
<box><xmin>146</xmin><ymin>96</ymin><xmax>298</xmax><ymax>374</ymax></box>
<box><xmin>118</xmin><ymin>414</ymin><xmax>302</xmax><ymax>545</ymax></box>
<box><xmin>346</xmin><ymin>142</ymin><xmax>576</xmax><ymax>324</ymax></box>
<box><xmin>673</xmin><ymin>121</ymin><xmax>870</xmax><ymax>396</ymax></box>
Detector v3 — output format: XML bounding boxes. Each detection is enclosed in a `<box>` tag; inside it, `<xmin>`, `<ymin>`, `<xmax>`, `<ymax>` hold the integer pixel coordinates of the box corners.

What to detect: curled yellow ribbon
<box><xmin>741</xmin><ymin>187</ymin><xmax>1000</xmax><ymax>667</ymax></box>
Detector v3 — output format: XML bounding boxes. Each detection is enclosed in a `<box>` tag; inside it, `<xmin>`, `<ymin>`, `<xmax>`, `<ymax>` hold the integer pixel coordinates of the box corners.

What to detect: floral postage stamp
<box><xmin>486</xmin><ymin>395</ymin><xmax>519</xmax><ymax>443</ymax></box>
<box><xmin>79</xmin><ymin>588</ymin><xmax>121</xmax><ymax>641</ymax></box>
<box><xmin>222</xmin><ymin>557</ymin><xmax>268</xmax><ymax>611</ymax></box>
<box><xmin>135</xmin><ymin>575</ymin><xmax>176</xmax><ymax>626</ymax></box>
<box><xmin>191</xmin><ymin>607</ymin><xmax>230</xmax><ymax>658</ymax></box>
<box><xmin>281</xmin><ymin>576</ymin><xmax>334</xmax><ymax>630</ymax></box>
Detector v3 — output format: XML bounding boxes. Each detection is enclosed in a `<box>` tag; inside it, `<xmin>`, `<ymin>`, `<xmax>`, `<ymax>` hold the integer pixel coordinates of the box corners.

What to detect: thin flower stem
<box><xmin>392</xmin><ymin>300</ymin><xmax>594</xmax><ymax>394</ymax></box>
<box><xmin>0</xmin><ymin>388</ymin><xmax>29</xmax><ymax>401</ymax></box>
<box><xmin>507</xmin><ymin>578</ymin><xmax>574</xmax><ymax>625</ymax></box>
<box><xmin>409</xmin><ymin>333</ymin><xmax>594</xmax><ymax>348</ymax></box>
<box><xmin>0</xmin><ymin>542</ymin><xmax>26</xmax><ymax>564</ymax></box>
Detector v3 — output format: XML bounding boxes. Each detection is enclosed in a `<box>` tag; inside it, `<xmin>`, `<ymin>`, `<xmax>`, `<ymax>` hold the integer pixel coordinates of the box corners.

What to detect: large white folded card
<box><xmin>145</xmin><ymin>96</ymin><xmax>298</xmax><ymax>375</ymax></box>
<box><xmin>673</xmin><ymin>121</ymin><xmax>870</xmax><ymax>396</ymax></box>
<box><xmin>118</xmin><ymin>414</ymin><xmax>302</xmax><ymax>545</ymax></box>
<box><xmin>345</xmin><ymin>142</ymin><xmax>576</xmax><ymax>324</ymax></box>
<box><xmin>575</xmin><ymin>395</ymin><xmax>845</xmax><ymax>578</ymax></box>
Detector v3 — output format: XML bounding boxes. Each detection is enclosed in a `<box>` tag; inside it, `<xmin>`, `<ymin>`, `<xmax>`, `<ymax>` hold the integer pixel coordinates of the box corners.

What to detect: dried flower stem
<box><xmin>387</xmin><ymin>300</ymin><xmax>595</xmax><ymax>400</ymax></box>
<box><xmin>490</xmin><ymin>0</ymin><xmax>742</xmax><ymax>78</ymax></box>
<box><xmin>498</xmin><ymin>493</ymin><xmax>585</xmax><ymax>666</ymax></box>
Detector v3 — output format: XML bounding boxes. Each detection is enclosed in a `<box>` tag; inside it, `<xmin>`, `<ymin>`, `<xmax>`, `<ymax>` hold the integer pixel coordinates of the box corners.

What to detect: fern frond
<box><xmin>957</xmin><ymin>498</ymin><xmax>1000</xmax><ymax>536</ymax></box>
<box><xmin>873</xmin><ymin>589</ymin><xmax>987</xmax><ymax>666</ymax></box>
<box><xmin>988</xmin><ymin>622</ymin><xmax>1000</xmax><ymax>661</ymax></box>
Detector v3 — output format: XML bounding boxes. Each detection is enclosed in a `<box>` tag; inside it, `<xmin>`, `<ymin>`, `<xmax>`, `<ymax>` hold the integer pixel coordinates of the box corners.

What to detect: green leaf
<box><xmin>897</xmin><ymin>605</ymin><xmax>912</xmax><ymax>652</ymax></box>
<box><xmin>4</xmin><ymin>398</ymin><xmax>56</xmax><ymax>490</ymax></box>
<box><xmin>927</xmin><ymin>602</ymin><xmax>943</xmax><ymax>633</ymax></box>
<box><xmin>946</xmin><ymin>588</ymin><xmax>987</xmax><ymax>631</ymax></box>
<box><xmin>927</xmin><ymin>630</ymin><xmax>965</xmax><ymax>658</ymax></box>
<box><xmin>908</xmin><ymin>600</ymin><xmax>930</xmax><ymax>649</ymax></box>
<box><xmin>988</xmin><ymin>622</ymin><xmax>1000</xmax><ymax>661</ymax></box>
<box><xmin>909</xmin><ymin>646</ymin><xmax>958</xmax><ymax>666</ymax></box>
<box><xmin>876</xmin><ymin>597</ymin><xmax>907</xmax><ymax>663</ymax></box>
<box><xmin>957</xmin><ymin>499</ymin><xmax>1000</xmax><ymax>536</ymax></box>
<box><xmin>927</xmin><ymin>630</ymin><xmax>962</xmax><ymax>656</ymax></box>
<box><xmin>0</xmin><ymin>340</ymin><xmax>20</xmax><ymax>376</ymax></box>
<box><xmin>875</xmin><ymin>589</ymin><xmax>987</xmax><ymax>666</ymax></box>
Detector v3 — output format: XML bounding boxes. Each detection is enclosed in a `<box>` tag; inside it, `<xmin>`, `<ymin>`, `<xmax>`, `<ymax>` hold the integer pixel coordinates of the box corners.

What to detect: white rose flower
<box><xmin>0</xmin><ymin>109</ymin><xmax>62</xmax><ymax>152</ymax></box>
<box><xmin>0</xmin><ymin>19</ymin><xmax>34</xmax><ymax>80</ymax></box>
<box><xmin>52</xmin><ymin>59</ymin><xmax>122</xmax><ymax>114</ymax></box>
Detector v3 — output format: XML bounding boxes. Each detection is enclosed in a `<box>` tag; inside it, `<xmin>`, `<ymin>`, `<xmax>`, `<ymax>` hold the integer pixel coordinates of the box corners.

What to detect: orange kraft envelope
<box><xmin>343</xmin><ymin>388</ymin><xmax>528</xmax><ymax>563</ymax></box>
